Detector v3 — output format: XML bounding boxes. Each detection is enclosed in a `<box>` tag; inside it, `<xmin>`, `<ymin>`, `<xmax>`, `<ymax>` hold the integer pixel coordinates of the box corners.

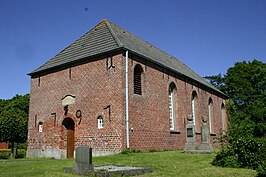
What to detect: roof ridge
<box><xmin>104</xmin><ymin>20</ymin><xmax>123</xmax><ymax>47</ymax></box>
<box><xmin>107</xmin><ymin>20</ymin><xmax>182</xmax><ymax>63</ymax></box>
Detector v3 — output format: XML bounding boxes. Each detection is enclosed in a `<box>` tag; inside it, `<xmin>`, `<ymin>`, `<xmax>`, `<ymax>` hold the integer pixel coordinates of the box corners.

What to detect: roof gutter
<box><xmin>27</xmin><ymin>48</ymin><xmax>123</xmax><ymax>77</ymax></box>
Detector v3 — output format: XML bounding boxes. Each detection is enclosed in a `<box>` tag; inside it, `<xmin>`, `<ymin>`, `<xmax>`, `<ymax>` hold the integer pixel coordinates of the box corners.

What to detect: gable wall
<box><xmin>27</xmin><ymin>52</ymin><xmax>126</xmax><ymax>158</ymax></box>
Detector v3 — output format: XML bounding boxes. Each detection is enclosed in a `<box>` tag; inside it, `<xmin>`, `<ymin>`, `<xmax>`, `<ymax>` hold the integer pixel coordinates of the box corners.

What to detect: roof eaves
<box><xmin>28</xmin><ymin>47</ymin><xmax>124</xmax><ymax>77</ymax></box>
<box><xmin>122</xmin><ymin>47</ymin><xmax>227</xmax><ymax>98</ymax></box>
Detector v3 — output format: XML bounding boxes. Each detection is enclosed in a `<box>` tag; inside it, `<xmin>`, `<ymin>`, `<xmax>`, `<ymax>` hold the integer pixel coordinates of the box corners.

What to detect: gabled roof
<box><xmin>29</xmin><ymin>20</ymin><xmax>225</xmax><ymax>97</ymax></box>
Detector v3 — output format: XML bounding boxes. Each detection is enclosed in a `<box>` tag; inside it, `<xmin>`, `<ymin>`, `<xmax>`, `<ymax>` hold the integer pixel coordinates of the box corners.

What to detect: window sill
<box><xmin>133</xmin><ymin>93</ymin><xmax>144</xmax><ymax>97</ymax></box>
<box><xmin>170</xmin><ymin>130</ymin><xmax>181</xmax><ymax>134</ymax></box>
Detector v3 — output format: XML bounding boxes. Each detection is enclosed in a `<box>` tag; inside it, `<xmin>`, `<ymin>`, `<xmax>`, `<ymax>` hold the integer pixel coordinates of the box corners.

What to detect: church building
<box><xmin>27</xmin><ymin>20</ymin><xmax>227</xmax><ymax>159</ymax></box>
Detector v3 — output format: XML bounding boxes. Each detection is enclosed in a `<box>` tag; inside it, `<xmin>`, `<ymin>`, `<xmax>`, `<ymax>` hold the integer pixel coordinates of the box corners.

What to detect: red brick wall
<box><xmin>127</xmin><ymin>54</ymin><xmax>227</xmax><ymax>151</ymax></box>
<box><xmin>27</xmin><ymin>52</ymin><xmax>126</xmax><ymax>157</ymax></box>
<box><xmin>27</xmin><ymin>51</ymin><xmax>227</xmax><ymax>157</ymax></box>
<box><xmin>0</xmin><ymin>142</ymin><xmax>8</xmax><ymax>149</ymax></box>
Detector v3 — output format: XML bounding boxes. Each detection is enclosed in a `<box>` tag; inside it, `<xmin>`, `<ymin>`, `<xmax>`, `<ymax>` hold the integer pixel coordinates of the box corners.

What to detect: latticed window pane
<box><xmin>134</xmin><ymin>65</ymin><xmax>143</xmax><ymax>95</ymax></box>
<box><xmin>169</xmin><ymin>87</ymin><xmax>174</xmax><ymax>130</ymax></box>
<box><xmin>192</xmin><ymin>91</ymin><xmax>197</xmax><ymax>126</ymax></box>
<box><xmin>98</xmin><ymin>116</ymin><xmax>104</xmax><ymax>129</ymax></box>
<box><xmin>208</xmin><ymin>98</ymin><xmax>213</xmax><ymax>133</ymax></box>
<box><xmin>38</xmin><ymin>122</ymin><xmax>43</xmax><ymax>132</ymax></box>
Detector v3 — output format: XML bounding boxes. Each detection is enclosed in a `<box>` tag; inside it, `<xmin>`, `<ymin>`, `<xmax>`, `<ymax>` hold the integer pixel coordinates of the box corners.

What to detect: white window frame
<box><xmin>97</xmin><ymin>116</ymin><xmax>104</xmax><ymax>129</ymax></box>
<box><xmin>192</xmin><ymin>95</ymin><xmax>196</xmax><ymax>126</ymax></box>
<box><xmin>169</xmin><ymin>85</ymin><xmax>175</xmax><ymax>130</ymax></box>
<box><xmin>208</xmin><ymin>98</ymin><xmax>213</xmax><ymax>133</ymax></box>
<box><xmin>38</xmin><ymin>122</ymin><xmax>43</xmax><ymax>133</ymax></box>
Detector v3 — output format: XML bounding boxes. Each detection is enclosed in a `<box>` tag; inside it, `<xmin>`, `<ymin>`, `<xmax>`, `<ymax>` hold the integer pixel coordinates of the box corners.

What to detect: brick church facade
<box><xmin>27</xmin><ymin>20</ymin><xmax>227</xmax><ymax>159</ymax></box>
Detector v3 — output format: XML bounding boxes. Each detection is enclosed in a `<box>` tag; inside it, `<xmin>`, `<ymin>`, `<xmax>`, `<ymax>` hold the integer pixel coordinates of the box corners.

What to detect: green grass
<box><xmin>0</xmin><ymin>151</ymin><xmax>256</xmax><ymax>177</ymax></box>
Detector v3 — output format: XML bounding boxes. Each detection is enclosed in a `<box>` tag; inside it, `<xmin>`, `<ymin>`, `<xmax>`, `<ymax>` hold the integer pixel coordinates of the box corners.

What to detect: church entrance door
<box><xmin>62</xmin><ymin>118</ymin><xmax>75</xmax><ymax>158</ymax></box>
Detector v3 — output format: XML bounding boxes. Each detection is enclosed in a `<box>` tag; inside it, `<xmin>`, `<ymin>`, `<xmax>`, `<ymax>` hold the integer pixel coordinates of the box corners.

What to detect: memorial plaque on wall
<box><xmin>62</xmin><ymin>95</ymin><xmax>76</xmax><ymax>106</ymax></box>
<box><xmin>187</xmin><ymin>128</ymin><xmax>193</xmax><ymax>137</ymax></box>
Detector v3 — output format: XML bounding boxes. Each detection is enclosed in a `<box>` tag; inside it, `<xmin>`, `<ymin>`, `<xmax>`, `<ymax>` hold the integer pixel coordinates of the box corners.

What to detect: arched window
<box><xmin>208</xmin><ymin>98</ymin><xmax>213</xmax><ymax>133</ymax></box>
<box><xmin>134</xmin><ymin>64</ymin><xmax>143</xmax><ymax>95</ymax></box>
<box><xmin>169</xmin><ymin>82</ymin><xmax>176</xmax><ymax>130</ymax></box>
<box><xmin>221</xmin><ymin>103</ymin><xmax>226</xmax><ymax>132</ymax></box>
<box><xmin>97</xmin><ymin>116</ymin><xmax>104</xmax><ymax>129</ymax></box>
<box><xmin>34</xmin><ymin>115</ymin><xmax>37</xmax><ymax>127</ymax></box>
<box><xmin>191</xmin><ymin>91</ymin><xmax>198</xmax><ymax>127</ymax></box>
<box><xmin>38</xmin><ymin>122</ymin><xmax>43</xmax><ymax>133</ymax></box>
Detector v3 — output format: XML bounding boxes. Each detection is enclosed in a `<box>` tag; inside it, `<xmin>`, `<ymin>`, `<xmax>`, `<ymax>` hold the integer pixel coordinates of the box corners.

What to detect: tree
<box><xmin>205</xmin><ymin>60</ymin><xmax>266</xmax><ymax>138</ymax></box>
<box><xmin>207</xmin><ymin>60</ymin><xmax>266</xmax><ymax>172</ymax></box>
<box><xmin>204</xmin><ymin>73</ymin><xmax>225</xmax><ymax>90</ymax></box>
<box><xmin>0</xmin><ymin>99</ymin><xmax>9</xmax><ymax>113</ymax></box>
<box><xmin>0</xmin><ymin>94</ymin><xmax>29</xmax><ymax>158</ymax></box>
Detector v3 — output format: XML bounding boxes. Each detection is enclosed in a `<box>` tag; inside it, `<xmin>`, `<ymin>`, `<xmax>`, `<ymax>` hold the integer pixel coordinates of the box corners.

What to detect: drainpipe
<box><xmin>125</xmin><ymin>50</ymin><xmax>130</xmax><ymax>148</ymax></box>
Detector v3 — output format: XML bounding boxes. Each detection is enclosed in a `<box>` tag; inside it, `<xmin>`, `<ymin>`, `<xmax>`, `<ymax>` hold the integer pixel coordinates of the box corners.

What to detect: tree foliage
<box><xmin>205</xmin><ymin>60</ymin><xmax>266</xmax><ymax>138</ymax></box>
<box><xmin>204</xmin><ymin>73</ymin><xmax>225</xmax><ymax>90</ymax></box>
<box><xmin>0</xmin><ymin>94</ymin><xmax>29</xmax><ymax>153</ymax></box>
<box><xmin>206</xmin><ymin>60</ymin><xmax>266</xmax><ymax>173</ymax></box>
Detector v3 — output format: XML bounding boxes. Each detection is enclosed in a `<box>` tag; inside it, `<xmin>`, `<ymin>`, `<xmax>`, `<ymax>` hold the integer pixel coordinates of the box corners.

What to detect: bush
<box><xmin>212</xmin><ymin>146</ymin><xmax>239</xmax><ymax>168</ymax></box>
<box><xmin>212</xmin><ymin>138</ymin><xmax>266</xmax><ymax>170</ymax></box>
<box><xmin>0</xmin><ymin>149</ymin><xmax>11</xmax><ymax>159</ymax></box>
<box><xmin>0</xmin><ymin>149</ymin><xmax>26</xmax><ymax>159</ymax></box>
<box><xmin>257</xmin><ymin>161</ymin><xmax>266</xmax><ymax>177</ymax></box>
<box><xmin>121</xmin><ymin>148</ymin><xmax>141</xmax><ymax>154</ymax></box>
<box><xmin>234</xmin><ymin>138</ymin><xmax>265</xmax><ymax>169</ymax></box>
<box><xmin>16</xmin><ymin>149</ymin><xmax>26</xmax><ymax>158</ymax></box>
<box><xmin>17</xmin><ymin>142</ymin><xmax>27</xmax><ymax>150</ymax></box>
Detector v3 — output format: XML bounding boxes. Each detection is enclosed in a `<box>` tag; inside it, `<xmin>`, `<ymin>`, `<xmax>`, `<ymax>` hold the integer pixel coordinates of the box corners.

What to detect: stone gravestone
<box><xmin>197</xmin><ymin>116</ymin><xmax>213</xmax><ymax>153</ymax></box>
<box><xmin>185</xmin><ymin>115</ymin><xmax>197</xmax><ymax>152</ymax></box>
<box><xmin>201</xmin><ymin>115</ymin><xmax>210</xmax><ymax>143</ymax></box>
<box><xmin>74</xmin><ymin>146</ymin><xmax>94</xmax><ymax>175</ymax></box>
<box><xmin>185</xmin><ymin>115</ymin><xmax>213</xmax><ymax>153</ymax></box>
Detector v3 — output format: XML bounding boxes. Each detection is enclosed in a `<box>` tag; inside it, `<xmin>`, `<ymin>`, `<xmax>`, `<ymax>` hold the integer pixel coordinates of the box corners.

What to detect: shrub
<box><xmin>149</xmin><ymin>149</ymin><xmax>160</xmax><ymax>153</ymax></box>
<box><xmin>121</xmin><ymin>148</ymin><xmax>141</xmax><ymax>154</ymax></box>
<box><xmin>212</xmin><ymin>138</ymin><xmax>266</xmax><ymax>170</ymax></box>
<box><xmin>16</xmin><ymin>149</ymin><xmax>26</xmax><ymax>158</ymax></box>
<box><xmin>17</xmin><ymin>142</ymin><xmax>27</xmax><ymax>150</ymax></box>
<box><xmin>223</xmin><ymin>155</ymin><xmax>239</xmax><ymax>168</ymax></box>
<box><xmin>234</xmin><ymin>138</ymin><xmax>265</xmax><ymax>169</ymax></box>
<box><xmin>257</xmin><ymin>161</ymin><xmax>266</xmax><ymax>177</ymax></box>
<box><xmin>0</xmin><ymin>149</ymin><xmax>11</xmax><ymax>159</ymax></box>
<box><xmin>0</xmin><ymin>149</ymin><xmax>26</xmax><ymax>159</ymax></box>
<box><xmin>212</xmin><ymin>146</ymin><xmax>239</xmax><ymax>168</ymax></box>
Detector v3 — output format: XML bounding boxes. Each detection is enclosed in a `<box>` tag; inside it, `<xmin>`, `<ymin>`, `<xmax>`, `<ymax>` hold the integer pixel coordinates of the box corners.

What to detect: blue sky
<box><xmin>0</xmin><ymin>0</ymin><xmax>265</xmax><ymax>99</ymax></box>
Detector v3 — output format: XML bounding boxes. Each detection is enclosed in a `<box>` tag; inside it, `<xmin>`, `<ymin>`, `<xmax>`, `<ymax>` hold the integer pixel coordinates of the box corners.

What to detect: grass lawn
<box><xmin>0</xmin><ymin>151</ymin><xmax>256</xmax><ymax>177</ymax></box>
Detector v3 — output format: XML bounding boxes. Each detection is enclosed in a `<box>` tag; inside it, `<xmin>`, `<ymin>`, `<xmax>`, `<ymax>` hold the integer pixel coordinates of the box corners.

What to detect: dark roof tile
<box><xmin>29</xmin><ymin>20</ymin><xmax>225</xmax><ymax>96</ymax></box>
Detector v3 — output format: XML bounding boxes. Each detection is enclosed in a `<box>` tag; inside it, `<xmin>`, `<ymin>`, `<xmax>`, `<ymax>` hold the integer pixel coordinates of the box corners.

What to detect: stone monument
<box><xmin>74</xmin><ymin>146</ymin><xmax>94</xmax><ymax>175</ymax></box>
<box><xmin>197</xmin><ymin>115</ymin><xmax>213</xmax><ymax>153</ymax></box>
<box><xmin>185</xmin><ymin>115</ymin><xmax>197</xmax><ymax>152</ymax></box>
<box><xmin>185</xmin><ymin>115</ymin><xmax>213</xmax><ymax>153</ymax></box>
